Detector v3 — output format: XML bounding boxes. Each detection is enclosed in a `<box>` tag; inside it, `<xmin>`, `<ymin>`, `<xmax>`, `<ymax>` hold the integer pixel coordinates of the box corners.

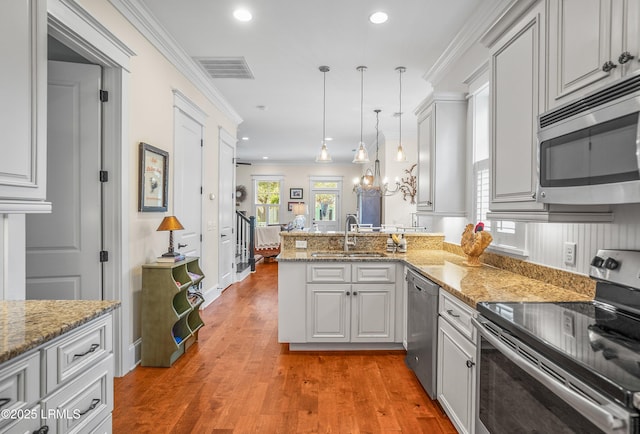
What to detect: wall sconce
<box><xmin>157</xmin><ymin>216</ymin><xmax>185</xmax><ymax>257</ymax></box>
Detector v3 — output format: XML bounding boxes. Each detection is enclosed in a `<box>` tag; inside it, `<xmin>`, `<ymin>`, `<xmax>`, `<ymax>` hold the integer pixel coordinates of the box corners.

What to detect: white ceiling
<box><xmin>142</xmin><ymin>0</ymin><xmax>484</xmax><ymax>164</ymax></box>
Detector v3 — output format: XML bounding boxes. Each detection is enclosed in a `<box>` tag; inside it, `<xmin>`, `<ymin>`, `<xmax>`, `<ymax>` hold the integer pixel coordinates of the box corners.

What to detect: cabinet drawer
<box><xmin>0</xmin><ymin>352</ymin><xmax>40</xmax><ymax>428</ymax></box>
<box><xmin>352</xmin><ymin>264</ymin><xmax>395</xmax><ymax>283</ymax></box>
<box><xmin>307</xmin><ymin>264</ymin><xmax>350</xmax><ymax>283</ymax></box>
<box><xmin>0</xmin><ymin>404</ymin><xmax>43</xmax><ymax>434</ymax></box>
<box><xmin>439</xmin><ymin>290</ymin><xmax>476</xmax><ymax>342</ymax></box>
<box><xmin>43</xmin><ymin>315</ymin><xmax>113</xmax><ymax>394</ymax></box>
<box><xmin>42</xmin><ymin>354</ymin><xmax>113</xmax><ymax>434</ymax></box>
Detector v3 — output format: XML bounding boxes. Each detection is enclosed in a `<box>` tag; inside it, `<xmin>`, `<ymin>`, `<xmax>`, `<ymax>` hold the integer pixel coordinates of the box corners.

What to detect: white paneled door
<box><xmin>218</xmin><ymin>129</ymin><xmax>235</xmax><ymax>289</ymax></box>
<box><xmin>26</xmin><ymin>61</ymin><xmax>102</xmax><ymax>300</ymax></box>
<box><xmin>173</xmin><ymin>108</ymin><xmax>203</xmax><ymax>259</ymax></box>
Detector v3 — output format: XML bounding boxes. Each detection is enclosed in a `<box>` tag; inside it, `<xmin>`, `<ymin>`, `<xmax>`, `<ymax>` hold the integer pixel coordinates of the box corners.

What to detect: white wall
<box><xmin>382</xmin><ymin>134</ymin><xmax>418</xmax><ymax>227</ymax></box>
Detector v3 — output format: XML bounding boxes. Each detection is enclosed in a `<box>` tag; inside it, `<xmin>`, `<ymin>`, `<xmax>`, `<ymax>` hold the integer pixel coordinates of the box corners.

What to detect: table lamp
<box><xmin>157</xmin><ymin>216</ymin><xmax>184</xmax><ymax>257</ymax></box>
<box><xmin>292</xmin><ymin>203</ymin><xmax>307</xmax><ymax>229</ymax></box>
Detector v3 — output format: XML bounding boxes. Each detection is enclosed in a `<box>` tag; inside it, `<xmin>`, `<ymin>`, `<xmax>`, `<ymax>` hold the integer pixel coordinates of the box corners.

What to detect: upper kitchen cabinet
<box><xmin>415</xmin><ymin>93</ymin><xmax>466</xmax><ymax>216</ymax></box>
<box><xmin>0</xmin><ymin>0</ymin><xmax>50</xmax><ymax>213</ymax></box>
<box><xmin>486</xmin><ymin>1</ymin><xmax>546</xmax><ymax>214</ymax></box>
<box><xmin>547</xmin><ymin>0</ymin><xmax>640</xmax><ymax>109</ymax></box>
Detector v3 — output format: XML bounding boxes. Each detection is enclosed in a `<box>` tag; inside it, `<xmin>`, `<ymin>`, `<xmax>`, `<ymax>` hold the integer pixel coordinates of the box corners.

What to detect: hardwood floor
<box><xmin>113</xmin><ymin>261</ymin><xmax>456</xmax><ymax>433</ymax></box>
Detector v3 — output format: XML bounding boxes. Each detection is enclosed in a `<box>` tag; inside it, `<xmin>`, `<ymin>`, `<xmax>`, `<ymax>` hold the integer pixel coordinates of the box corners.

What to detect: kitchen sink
<box><xmin>310</xmin><ymin>251</ymin><xmax>386</xmax><ymax>258</ymax></box>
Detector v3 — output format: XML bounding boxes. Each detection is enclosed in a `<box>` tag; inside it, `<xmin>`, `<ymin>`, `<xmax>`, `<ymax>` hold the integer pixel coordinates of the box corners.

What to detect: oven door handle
<box><xmin>472</xmin><ymin>317</ymin><xmax>627</xmax><ymax>433</ymax></box>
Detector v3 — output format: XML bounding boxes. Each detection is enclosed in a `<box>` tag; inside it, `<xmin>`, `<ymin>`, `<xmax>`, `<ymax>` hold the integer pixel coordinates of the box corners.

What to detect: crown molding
<box><xmin>109</xmin><ymin>0</ymin><xmax>243</xmax><ymax>125</ymax></box>
<box><xmin>422</xmin><ymin>0</ymin><xmax>516</xmax><ymax>86</ymax></box>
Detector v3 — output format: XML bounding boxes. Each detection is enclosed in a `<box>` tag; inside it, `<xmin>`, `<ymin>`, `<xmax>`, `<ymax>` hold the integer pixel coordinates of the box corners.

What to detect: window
<box><xmin>253</xmin><ymin>176</ymin><xmax>283</xmax><ymax>227</ymax></box>
<box><xmin>471</xmin><ymin>84</ymin><xmax>491</xmax><ymax>231</ymax></box>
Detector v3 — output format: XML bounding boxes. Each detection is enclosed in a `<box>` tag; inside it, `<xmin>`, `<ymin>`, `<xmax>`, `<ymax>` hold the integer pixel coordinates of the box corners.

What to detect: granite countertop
<box><xmin>277</xmin><ymin>249</ymin><xmax>592</xmax><ymax>307</ymax></box>
<box><xmin>0</xmin><ymin>300</ymin><xmax>120</xmax><ymax>364</ymax></box>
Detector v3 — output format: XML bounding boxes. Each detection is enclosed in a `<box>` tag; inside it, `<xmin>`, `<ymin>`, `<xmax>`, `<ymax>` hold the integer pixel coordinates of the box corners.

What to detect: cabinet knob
<box><xmin>466</xmin><ymin>360</ymin><xmax>475</xmax><ymax>368</ymax></box>
<box><xmin>353</xmin><ymin>291</ymin><xmax>358</xmax><ymax>296</ymax></box>
<box><xmin>618</xmin><ymin>51</ymin><xmax>635</xmax><ymax>64</ymax></box>
<box><xmin>602</xmin><ymin>60</ymin><xmax>618</xmax><ymax>72</ymax></box>
<box><xmin>531</xmin><ymin>192</ymin><xmax>536</xmax><ymax>199</ymax></box>
<box><xmin>346</xmin><ymin>291</ymin><xmax>351</xmax><ymax>296</ymax></box>
<box><xmin>426</xmin><ymin>201</ymin><xmax>433</xmax><ymax>206</ymax></box>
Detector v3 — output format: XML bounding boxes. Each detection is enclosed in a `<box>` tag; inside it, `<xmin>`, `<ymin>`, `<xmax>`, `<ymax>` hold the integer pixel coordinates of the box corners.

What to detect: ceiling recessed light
<box><xmin>262</xmin><ymin>156</ymin><xmax>269</xmax><ymax>160</ymax></box>
<box><xmin>233</xmin><ymin>8</ymin><xmax>252</xmax><ymax>22</ymax></box>
<box><xmin>324</xmin><ymin>137</ymin><xmax>333</xmax><ymax>141</ymax></box>
<box><xmin>241</xmin><ymin>136</ymin><xmax>249</xmax><ymax>141</ymax></box>
<box><xmin>369</xmin><ymin>11</ymin><xmax>388</xmax><ymax>24</ymax></box>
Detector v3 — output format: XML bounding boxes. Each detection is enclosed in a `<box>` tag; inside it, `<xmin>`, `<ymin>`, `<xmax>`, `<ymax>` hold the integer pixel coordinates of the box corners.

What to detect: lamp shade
<box><xmin>157</xmin><ymin>216</ymin><xmax>184</xmax><ymax>232</ymax></box>
<box><xmin>292</xmin><ymin>203</ymin><xmax>307</xmax><ymax>215</ymax></box>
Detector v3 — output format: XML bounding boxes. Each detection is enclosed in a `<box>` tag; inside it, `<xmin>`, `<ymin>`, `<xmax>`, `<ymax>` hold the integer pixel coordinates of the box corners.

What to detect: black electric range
<box><xmin>477</xmin><ymin>249</ymin><xmax>640</xmax><ymax>413</ymax></box>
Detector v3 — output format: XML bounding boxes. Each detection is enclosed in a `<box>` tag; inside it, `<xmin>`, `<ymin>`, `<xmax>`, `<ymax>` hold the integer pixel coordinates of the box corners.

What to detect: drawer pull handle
<box><xmin>33</xmin><ymin>426</ymin><xmax>49</xmax><ymax>434</ymax></box>
<box><xmin>446</xmin><ymin>309</ymin><xmax>460</xmax><ymax>318</ymax></box>
<box><xmin>0</xmin><ymin>398</ymin><xmax>10</xmax><ymax>409</ymax></box>
<box><xmin>466</xmin><ymin>360</ymin><xmax>475</xmax><ymax>368</ymax></box>
<box><xmin>73</xmin><ymin>343</ymin><xmax>100</xmax><ymax>360</ymax></box>
<box><xmin>78</xmin><ymin>398</ymin><xmax>101</xmax><ymax>416</ymax></box>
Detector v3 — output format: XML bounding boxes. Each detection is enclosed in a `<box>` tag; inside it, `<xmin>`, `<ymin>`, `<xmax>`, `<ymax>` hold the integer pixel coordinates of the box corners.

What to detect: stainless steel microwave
<box><xmin>537</xmin><ymin>73</ymin><xmax>640</xmax><ymax>205</ymax></box>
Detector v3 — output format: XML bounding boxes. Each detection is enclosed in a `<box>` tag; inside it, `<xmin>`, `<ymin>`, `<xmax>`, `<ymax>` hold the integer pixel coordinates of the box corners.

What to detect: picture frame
<box><xmin>288</xmin><ymin>201</ymin><xmax>304</xmax><ymax>212</ymax></box>
<box><xmin>290</xmin><ymin>188</ymin><xmax>303</xmax><ymax>199</ymax></box>
<box><xmin>139</xmin><ymin>142</ymin><xmax>169</xmax><ymax>212</ymax></box>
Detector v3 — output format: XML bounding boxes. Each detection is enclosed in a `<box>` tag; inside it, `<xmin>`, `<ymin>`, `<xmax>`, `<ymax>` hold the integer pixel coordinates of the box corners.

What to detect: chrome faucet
<box><xmin>344</xmin><ymin>214</ymin><xmax>359</xmax><ymax>251</ymax></box>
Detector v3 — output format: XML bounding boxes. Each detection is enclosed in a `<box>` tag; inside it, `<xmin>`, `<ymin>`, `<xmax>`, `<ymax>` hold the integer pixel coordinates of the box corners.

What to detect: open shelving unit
<box><xmin>141</xmin><ymin>256</ymin><xmax>205</xmax><ymax>367</ymax></box>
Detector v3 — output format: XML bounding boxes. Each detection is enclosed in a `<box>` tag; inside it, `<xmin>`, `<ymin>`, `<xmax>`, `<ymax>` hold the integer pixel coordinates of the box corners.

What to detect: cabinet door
<box><xmin>416</xmin><ymin>107</ymin><xmax>434</xmax><ymax>211</ymax></box>
<box><xmin>0</xmin><ymin>0</ymin><xmax>47</xmax><ymax>204</ymax></box>
<box><xmin>547</xmin><ymin>0</ymin><xmax>625</xmax><ymax>108</ymax></box>
<box><xmin>306</xmin><ymin>284</ymin><xmax>350</xmax><ymax>342</ymax></box>
<box><xmin>490</xmin><ymin>2</ymin><xmax>546</xmax><ymax>211</ymax></box>
<box><xmin>351</xmin><ymin>284</ymin><xmax>394</xmax><ymax>342</ymax></box>
<box><xmin>437</xmin><ymin>317</ymin><xmax>476</xmax><ymax>434</ymax></box>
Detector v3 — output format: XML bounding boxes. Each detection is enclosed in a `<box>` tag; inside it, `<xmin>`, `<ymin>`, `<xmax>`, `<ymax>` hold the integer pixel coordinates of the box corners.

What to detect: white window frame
<box><xmin>252</xmin><ymin>175</ymin><xmax>284</xmax><ymax>227</ymax></box>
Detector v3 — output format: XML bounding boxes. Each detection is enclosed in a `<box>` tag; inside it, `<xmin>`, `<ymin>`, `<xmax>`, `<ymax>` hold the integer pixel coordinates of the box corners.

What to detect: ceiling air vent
<box><xmin>195</xmin><ymin>57</ymin><xmax>255</xmax><ymax>79</ymax></box>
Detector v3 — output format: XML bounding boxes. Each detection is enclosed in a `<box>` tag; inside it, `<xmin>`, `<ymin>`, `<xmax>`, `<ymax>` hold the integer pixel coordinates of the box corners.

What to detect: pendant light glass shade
<box><xmin>352</xmin><ymin>66</ymin><xmax>370</xmax><ymax>164</ymax></box>
<box><xmin>395</xmin><ymin>66</ymin><xmax>407</xmax><ymax>162</ymax></box>
<box><xmin>316</xmin><ymin>66</ymin><xmax>332</xmax><ymax>163</ymax></box>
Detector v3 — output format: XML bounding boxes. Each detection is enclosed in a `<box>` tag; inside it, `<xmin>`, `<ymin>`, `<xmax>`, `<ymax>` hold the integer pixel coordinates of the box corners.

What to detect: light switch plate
<box><xmin>295</xmin><ymin>240</ymin><xmax>307</xmax><ymax>249</ymax></box>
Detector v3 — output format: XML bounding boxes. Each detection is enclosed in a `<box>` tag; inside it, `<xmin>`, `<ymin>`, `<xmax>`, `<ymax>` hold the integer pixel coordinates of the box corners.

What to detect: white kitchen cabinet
<box><xmin>278</xmin><ymin>261</ymin><xmax>401</xmax><ymax>347</ymax></box>
<box><xmin>547</xmin><ymin>0</ymin><xmax>640</xmax><ymax>109</ymax></box>
<box><xmin>487</xmin><ymin>1</ymin><xmax>546</xmax><ymax>213</ymax></box>
<box><xmin>306</xmin><ymin>283</ymin><xmax>395</xmax><ymax>343</ymax></box>
<box><xmin>0</xmin><ymin>0</ymin><xmax>49</xmax><ymax>212</ymax></box>
<box><xmin>415</xmin><ymin>93</ymin><xmax>467</xmax><ymax>216</ymax></box>
<box><xmin>0</xmin><ymin>313</ymin><xmax>114</xmax><ymax>434</ymax></box>
<box><xmin>437</xmin><ymin>289</ymin><xmax>477</xmax><ymax>434</ymax></box>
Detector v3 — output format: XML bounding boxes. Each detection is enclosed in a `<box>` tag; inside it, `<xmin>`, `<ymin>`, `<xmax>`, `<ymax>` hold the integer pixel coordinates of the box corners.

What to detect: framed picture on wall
<box><xmin>290</xmin><ymin>188</ymin><xmax>303</xmax><ymax>199</ymax></box>
<box><xmin>139</xmin><ymin>142</ymin><xmax>169</xmax><ymax>212</ymax></box>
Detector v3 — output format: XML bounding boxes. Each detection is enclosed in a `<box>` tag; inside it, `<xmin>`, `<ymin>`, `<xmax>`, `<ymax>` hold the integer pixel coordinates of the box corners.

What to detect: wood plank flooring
<box><xmin>113</xmin><ymin>261</ymin><xmax>456</xmax><ymax>433</ymax></box>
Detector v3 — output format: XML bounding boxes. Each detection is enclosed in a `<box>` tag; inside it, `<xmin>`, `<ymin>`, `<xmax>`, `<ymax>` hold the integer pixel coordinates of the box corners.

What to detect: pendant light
<box><xmin>315</xmin><ymin>65</ymin><xmax>332</xmax><ymax>163</ymax></box>
<box><xmin>352</xmin><ymin>66</ymin><xmax>370</xmax><ymax>164</ymax></box>
<box><xmin>395</xmin><ymin>66</ymin><xmax>407</xmax><ymax>162</ymax></box>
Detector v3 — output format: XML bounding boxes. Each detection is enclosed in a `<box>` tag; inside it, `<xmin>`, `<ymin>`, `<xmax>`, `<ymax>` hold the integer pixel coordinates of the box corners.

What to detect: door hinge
<box><xmin>200</xmin><ymin>186</ymin><xmax>203</xmax><ymax>194</ymax></box>
<box><xmin>99</xmin><ymin>251</ymin><xmax>109</xmax><ymax>262</ymax></box>
<box><xmin>99</xmin><ymin>171</ymin><xmax>109</xmax><ymax>182</ymax></box>
<box><xmin>200</xmin><ymin>234</ymin><xmax>203</xmax><ymax>242</ymax></box>
<box><xmin>99</xmin><ymin>90</ymin><xmax>109</xmax><ymax>102</ymax></box>
<box><xmin>201</xmin><ymin>139</ymin><xmax>204</xmax><ymax>147</ymax></box>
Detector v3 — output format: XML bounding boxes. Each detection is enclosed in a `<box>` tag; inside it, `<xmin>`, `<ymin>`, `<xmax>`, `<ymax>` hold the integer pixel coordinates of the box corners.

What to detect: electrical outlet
<box><xmin>295</xmin><ymin>240</ymin><xmax>307</xmax><ymax>249</ymax></box>
<box><xmin>564</xmin><ymin>242</ymin><xmax>576</xmax><ymax>266</ymax></box>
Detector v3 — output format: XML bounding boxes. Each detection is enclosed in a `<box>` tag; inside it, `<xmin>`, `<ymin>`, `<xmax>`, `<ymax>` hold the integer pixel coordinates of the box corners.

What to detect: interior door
<box><xmin>25</xmin><ymin>61</ymin><xmax>102</xmax><ymax>300</ymax></box>
<box><xmin>173</xmin><ymin>108</ymin><xmax>202</xmax><ymax>259</ymax></box>
<box><xmin>310</xmin><ymin>190</ymin><xmax>340</xmax><ymax>232</ymax></box>
<box><xmin>218</xmin><ymin>129</ymin><xmax>235</xmax><ymax>289</ymax></box>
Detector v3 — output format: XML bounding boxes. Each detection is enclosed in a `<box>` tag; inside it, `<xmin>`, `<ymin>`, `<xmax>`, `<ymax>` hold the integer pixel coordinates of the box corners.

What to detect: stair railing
<box><xmin>235</xmin><ymin>211</ymin><xmax>256</xmax><ymax>272</ymax></box>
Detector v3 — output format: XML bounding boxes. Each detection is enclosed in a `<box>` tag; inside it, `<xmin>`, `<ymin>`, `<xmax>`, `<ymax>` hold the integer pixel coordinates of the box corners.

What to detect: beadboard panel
<box><xmin>527</xmin><ymin>204</ymin><xmax>640</xmax><ymax>275</ymax></box>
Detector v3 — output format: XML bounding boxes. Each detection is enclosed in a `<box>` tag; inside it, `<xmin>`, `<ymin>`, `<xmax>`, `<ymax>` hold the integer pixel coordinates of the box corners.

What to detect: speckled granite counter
<box><xmin>277</xmin><ymin>248</ymin><xmax>593</xmax><ymax>308</ymax></box>
<box><xmin>0</xmin><ymin>300</ymin><xmax>120</xmax><ymax>363</ymax></box>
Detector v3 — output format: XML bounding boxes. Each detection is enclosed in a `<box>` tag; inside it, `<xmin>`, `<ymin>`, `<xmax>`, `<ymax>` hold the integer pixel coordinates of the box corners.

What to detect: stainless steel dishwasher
<box><xmin>405</xmin><ymin>268</ymin><xmax>439</xmax><ymax>399</ymax></box>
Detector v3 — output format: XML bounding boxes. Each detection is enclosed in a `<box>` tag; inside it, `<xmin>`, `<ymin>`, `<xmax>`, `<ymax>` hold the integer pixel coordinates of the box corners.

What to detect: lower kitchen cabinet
<box><xmin>278</xmin><ymin>261</ymin><xmax>403</xmax><ymax>347</ymax></box>
<box><xmin>306</xmin><ymin>283</ymin><xmax>395</xmax><ymax>342</ymax></box>
<box><xmin>437</xmin><ymin>290</ymin><xmax>477</xmax><ymax>434</ymax></box>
